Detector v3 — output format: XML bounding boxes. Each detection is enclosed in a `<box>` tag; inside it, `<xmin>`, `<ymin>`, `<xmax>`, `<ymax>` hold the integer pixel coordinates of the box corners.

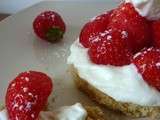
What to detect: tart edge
<box><xmin>69</xmin><ymin>65</ymin><xmax>160</xmax><ymax>119</ymax></box>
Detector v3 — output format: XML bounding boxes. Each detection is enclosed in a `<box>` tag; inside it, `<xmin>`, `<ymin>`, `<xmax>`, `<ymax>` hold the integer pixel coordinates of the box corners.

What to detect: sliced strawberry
<box><xmin>88</xmin><ymin>28</ymin><xmax>132</xmax><ymax>66</ymax></box>
<box><xmin>5</xmin><ymin>71</ymin><xmax>53</xmax><ymax>120</ymax></box>
<box><xmin>133</xmin><ymin>48</ymin><xmax>160</xmax><ymax>91</ymax></box>
<box><xmin>79</xmin><ymin>10</ymin><xmax>113</xmax><ymax>48</ymax></box>
<box><xmin>151</xmin><ymin>20</ymin><xmax>160</xmax><ymax>48</ymax></box>
<box><xmin>108</xmin><ymin>3</ymin><xmax>151</xmax><ymax>53</ymax></box>
<box><xmin>33</xmin><ymin>11</ymin><xmax>66</xmax><ymax>43</ymax></box>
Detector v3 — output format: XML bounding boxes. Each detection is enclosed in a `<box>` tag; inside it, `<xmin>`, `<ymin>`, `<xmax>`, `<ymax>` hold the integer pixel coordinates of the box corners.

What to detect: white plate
<box><xmin>0</xmin><ymin>1</ymin><xmax>148</xmax><ymax>120</ymax></box>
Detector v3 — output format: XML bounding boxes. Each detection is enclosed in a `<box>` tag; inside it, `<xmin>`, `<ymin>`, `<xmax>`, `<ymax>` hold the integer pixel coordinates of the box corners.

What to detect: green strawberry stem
<box><xmin>46</xmin><ymin>27</ymin><xmax>64</xmax><ymax>43</ymax></box>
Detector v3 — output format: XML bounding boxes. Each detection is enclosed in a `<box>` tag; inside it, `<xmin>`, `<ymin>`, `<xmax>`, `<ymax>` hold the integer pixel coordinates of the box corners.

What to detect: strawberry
<box><xmin>79</xmin><ymin>10</ymin><xmax>113</xmax><ymax>48</ymax></box>
<box><xmin>88</xmin><ymin>28</ymin><xmax>132</xmax><ymax>66</ymax></box>
<box><xmin>33</xmin><ymin>11</ymin><xmax>66</xmax><ymax>43</ymax></box>
<box><xmin>133</xmin><ymin>48</ymin><xmax>160</xmax><ymax>91</ymax></box>
<box><xmin>5</xmin><ymin>71</ymin><xmax>53</xmax><ymax>120</ymax></box>
<box><xmin>151</xmin><ymin>20</ymin><xmax>160</xmax><ymax>48</ymax></box>
<box><xmin>108</xmin><ymin>3</ymin><xmax>151</xmax><ymax>53</ymax></box>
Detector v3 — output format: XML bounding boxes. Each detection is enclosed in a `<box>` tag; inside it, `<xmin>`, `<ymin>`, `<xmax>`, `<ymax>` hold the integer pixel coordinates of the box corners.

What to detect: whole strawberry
<box><xmin>5</xmin><ymin>71</ymin><xmax>53</xmax><ymax>120</ymax></box>
<box><xmin>33</xmin><ymin>11</ymin><xmax>66</xmax><ymax>43</ymax></box>
<box><xmin>79</xmin><ymin>10</ymin><xmax>113</xmax><ymax>48</ymax></box>
<box><xmin>88</xmin><ymin>28</ymin><xmax>132</xmax><ymax>66</ymax></box>
<box><xmin>108</xmin><ymin>3</ymin><xmax>151</xmax><ymax>53</ymax></box>
<box><xmin>133</xmin><ymin>48</ymin><xmax>160</xmax><ymax>91</ymax></box>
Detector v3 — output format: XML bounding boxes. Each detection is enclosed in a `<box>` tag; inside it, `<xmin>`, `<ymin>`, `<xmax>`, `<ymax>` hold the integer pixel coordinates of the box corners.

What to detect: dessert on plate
<box><xmin>68</xmin><ymin>0</ymin><xmax>160</xmax><ymax>118</ymax></box>
<box><xmin>0</xmin><ymin>71</ymin><xmax>105</xmax><ymax>120</ymax></box>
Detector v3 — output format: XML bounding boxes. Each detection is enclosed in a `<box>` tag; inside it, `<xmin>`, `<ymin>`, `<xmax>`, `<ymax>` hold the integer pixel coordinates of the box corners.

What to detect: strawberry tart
<box><xmin>68</xmin><ymin>0</ymin><xmax>160</xmax><ymax>118</ymax></box>
<box><xmin>0</xmin><ymin>71</ymin><xmax>105</xmax><ymax>120</ymax></box>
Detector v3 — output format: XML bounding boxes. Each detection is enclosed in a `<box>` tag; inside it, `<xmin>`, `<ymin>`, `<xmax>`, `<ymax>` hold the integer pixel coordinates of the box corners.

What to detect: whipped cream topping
<box><xmin>0</xmin><ymin>103</ymin><xmax>87</xmax><ymax>120</ymax></box>
<box><xmin>68</xmin><ymin>39</ymin><xmax>160</xmax><ymax>106</ymax></box>
<box><xmin>125</xmin><ymin>0</ymin><xmax>160</xmax><ymax>20</ymax></box>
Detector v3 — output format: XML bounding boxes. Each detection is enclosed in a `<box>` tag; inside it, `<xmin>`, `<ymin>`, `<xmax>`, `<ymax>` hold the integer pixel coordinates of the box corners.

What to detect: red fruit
<box><xmin>133</xmin><ymin>48</ymin><xmax>160</xmax><ymax>90</ymax></box>
<box><xmin>6</xmin><ymin>71</ymin><xmax>53</xmax><ymax>120</ymax></box>
<box><xmin>88</xmin><ymin>28</ymin><xmax>132</xmax><ymax>66</ymax></box>
<box><xmin>108</xmin><ymin>3</ymin><xmax>151</xmax><ymax>53</ymax></box>
<box><xmin>79</xmin><ymin>10</ymin><xmax>113</xmax><ymax>48</ymax></box>
<box><xmin>151</xmin><ymin>20</ymin><xmax>160</xmax><ymax>48</ymax></box>
<box><xmin>33</xmin><ymin>11</ymin><xmax>66</xmax><ymax>43</ymax></box>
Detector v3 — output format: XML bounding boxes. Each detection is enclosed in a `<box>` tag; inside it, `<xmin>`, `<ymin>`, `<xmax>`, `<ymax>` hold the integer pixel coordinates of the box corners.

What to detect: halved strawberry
<box><xmin>108</xmin><ymin>3</ymin><xmax>151</xmax><ymax>53</ymax></box>
<box><xmin>88</xmin><ymin>28</ymin><xmax>132</xmax><ymax>66</ymax></box>
<box><xmin>5</xmin><ymin>71</ymin><xmax>53</xmax><ymax>120</ymax></box>
<box><xmin>133</xmin><ymin>48</ymin><xmax>160</xmax><ymax>90</ymax></box>
<box><xmin>79</xmin><ymin>10</ymin><xmax>113</xmax><ymax>48</ymax></box>
<box><xmin>151</xmin><ymin>20</ymin><xmax>160</xmax><ymax>48</ymax></box>
<box><xmin>33</xmin><ymin>11</ymin><xmax>66</xmax><ymax>43</ymax></box>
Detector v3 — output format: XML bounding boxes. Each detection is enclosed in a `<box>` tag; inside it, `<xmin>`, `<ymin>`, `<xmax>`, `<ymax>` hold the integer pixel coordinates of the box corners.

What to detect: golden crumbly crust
<box><xmin>85</xmin><ymin>106</ymin><xmax>105</xmax><ymax>120</ymax></box>
<box><xmin>70</xmin><ymin>65</ymin><xmax>160</xmax><ymax>119</ymax></box>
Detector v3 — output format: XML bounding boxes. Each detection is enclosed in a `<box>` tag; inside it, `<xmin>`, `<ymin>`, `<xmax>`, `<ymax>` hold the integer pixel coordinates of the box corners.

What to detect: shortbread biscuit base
<box><xmin>70</xmin><ymin>65</ymin><xmax>160</xmax><ymax>119</ymax></box>
<box><xmin>85</xmin><ymin>106</ymin><xmax>105</xmax><ymax>120</ymax></box>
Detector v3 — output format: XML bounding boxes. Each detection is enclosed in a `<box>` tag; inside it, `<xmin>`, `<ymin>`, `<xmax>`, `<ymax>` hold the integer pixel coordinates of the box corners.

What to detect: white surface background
<box><xmin>0</xmin><ymin>0</ymin><xmax>44</xmax><ymax>14</ymax></box>
<box><xmin>0</xmin><ymin>0</ymin><xmax>121</xmax><ymax>14</ymax></box>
